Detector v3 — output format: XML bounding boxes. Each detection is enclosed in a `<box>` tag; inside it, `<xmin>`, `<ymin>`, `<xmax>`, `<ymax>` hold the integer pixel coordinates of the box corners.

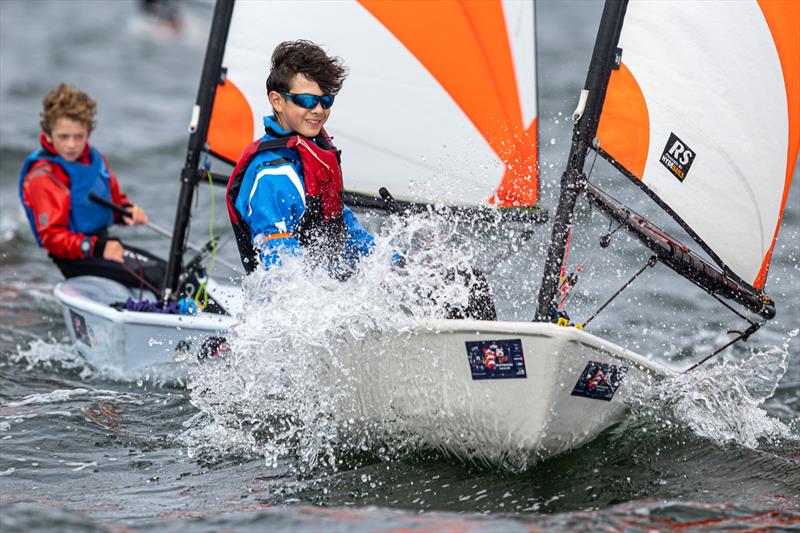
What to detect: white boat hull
<box><xmin>339</xmin><ymin>320</ymin><xmax>673</xmax><ymax>463</ymax></box>
<box><xmin>55</xmin><ymin>277</ymin><xmax>673</xmax><ymax>461</ymax></box>
<box><xmin>54</xmin><ymin>276</ymin><xmax>239</xmax><ymax>373</ymax></box>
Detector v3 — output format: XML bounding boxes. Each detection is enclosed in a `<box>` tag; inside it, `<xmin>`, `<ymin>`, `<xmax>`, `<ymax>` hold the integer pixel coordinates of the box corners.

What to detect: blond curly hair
<box><xmin>40</xmin><ymin>83</ymin><xmax>97</xmax><ymax>134</ymax></box>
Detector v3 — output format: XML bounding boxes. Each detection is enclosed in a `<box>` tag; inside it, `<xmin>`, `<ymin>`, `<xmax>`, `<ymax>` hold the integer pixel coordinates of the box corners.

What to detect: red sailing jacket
<box><xmin>20</xmin><ymin>134</ymin><xmax>132</xmax><ymax>259</ymax></box>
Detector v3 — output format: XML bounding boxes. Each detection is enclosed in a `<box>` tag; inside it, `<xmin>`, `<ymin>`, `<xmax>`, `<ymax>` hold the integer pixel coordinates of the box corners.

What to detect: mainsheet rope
<box><xmin>191</xmin><ymin>166</ymin><xmax>218</xmax><ymax>310</ymax></box>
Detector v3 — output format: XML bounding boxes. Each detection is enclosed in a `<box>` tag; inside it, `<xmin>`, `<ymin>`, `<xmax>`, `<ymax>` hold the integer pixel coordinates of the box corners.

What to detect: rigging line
<box><xmin>683</xmin><ymin>271</ymin><xmax>757</xmax><ymax>326</ymax></box>
<box><xmin>484</xmin><ymin>228</ymin><xmax>536</xmax><ymax>275</ymax></box>
<box><xmin>586</xmin><ymin>148</ymin><xmax>599</xmax><ymax>181</ymax></box>
<box><xmin>194</xmin><ymin>169</ymin><xmax>218</xmax><ymax>309</ymax></box>
<box><xmin>683</xmin><ymin>320</ymin><xmax>764</xmax><ymax>373</ymax></box>
<box><xmin>605</xmin><ymin>217</ymin><xmax>625</xmax><ymax>239</ymax></box>
<box><xmin>121</xmin><ymin>261</ymin><xmax>160</xmax><ymax>296</ymax></box>
<box><xmin>561</xmin><ymin>204</ymin><xmax>627</xmax><ymax>308</ymax></box>
<box><xmin>710</xmin><ymin>291</ymin><xmax>755</xmax><ymax>325</ymax></box>
<box><xmin>132</xmin><ymin>251</ymin><xmax>146</xmax><ymax>300</ymax></box>
<box><xmin>582</xmin><ymin>254</ymin><xmax>657</xmax><ymax>328</ymax></box>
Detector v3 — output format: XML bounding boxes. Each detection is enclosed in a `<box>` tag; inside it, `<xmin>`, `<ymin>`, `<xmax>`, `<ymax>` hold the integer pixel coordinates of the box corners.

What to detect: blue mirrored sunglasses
<box><xmin>280</xmin><ymin>92</ymin><xmax>335</xmax><ymax>110</ymax></box>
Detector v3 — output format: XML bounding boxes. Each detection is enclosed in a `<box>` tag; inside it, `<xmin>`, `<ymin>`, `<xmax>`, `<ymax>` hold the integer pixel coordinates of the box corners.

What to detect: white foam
<box><xmin>181</xmin><ymin>212</ymin><xmax>481</xmax><ymax>470</ymax></box>
<box><xmin>630</xmin><ymin>329</ymin><xmax>798</xmax><ymax>448</ymax></box>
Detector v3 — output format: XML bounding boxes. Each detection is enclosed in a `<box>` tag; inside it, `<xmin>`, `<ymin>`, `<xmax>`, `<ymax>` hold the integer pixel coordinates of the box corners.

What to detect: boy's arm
<box><xmin>22</xmin><ymin>162</ymin><xmax>106</xmax><ymax>259</ymax></box>
<box><xmin>237</xmin><ymin>162</ymin><xmax>305</xmax><ymax>269</ymax></box>
<box><xmin>342</xmin><ymin>206</ymin><xmax>375</xmax><ymax>263</ymax></box>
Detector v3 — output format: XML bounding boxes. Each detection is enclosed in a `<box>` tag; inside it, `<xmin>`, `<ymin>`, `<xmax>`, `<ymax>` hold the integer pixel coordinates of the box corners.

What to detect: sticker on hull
<box><xmin>465</xmin><ymin>339</ymin><xmax>526</xmax><ymax>380</ymax></box>
<box><xmin>69</xmin><ymin>310</ymin><xmax>91</xmax><ymax>346</ymax></box>
<box><xmin>571</xmin><ymin>360</ymin><xmax>628</xmax><ymax>401</ymax></box>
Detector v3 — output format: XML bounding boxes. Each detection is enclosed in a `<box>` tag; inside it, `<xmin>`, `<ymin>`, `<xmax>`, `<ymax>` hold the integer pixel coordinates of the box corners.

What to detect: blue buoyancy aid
<box><xmin>18</xmin><ymin>147</ymin><xmax>114</xmax><ymax>246</ymax></box>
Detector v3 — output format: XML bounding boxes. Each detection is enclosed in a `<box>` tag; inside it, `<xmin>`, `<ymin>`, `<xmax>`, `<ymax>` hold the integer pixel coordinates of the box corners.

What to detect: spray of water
<box><xmin>181</xmin><ymin>212</ymin><xmax>483</xmax><ymax>471</ymax></box>
<box><xmin>8</xmin><ymin>339</ymin><xmax>93</xmax><ymax>379</ymax></box>
<box><xmin>629</xmin><ymin>330</ymin><xmax>797</xmax><ymax>449</ymax></box>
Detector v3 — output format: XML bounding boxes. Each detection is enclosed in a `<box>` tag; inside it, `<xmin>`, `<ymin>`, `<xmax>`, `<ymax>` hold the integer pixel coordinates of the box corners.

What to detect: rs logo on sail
<box><xmin>660</xmin><ymin>132</ymin><xmax>696</xmax><ymax>182</ymax></box>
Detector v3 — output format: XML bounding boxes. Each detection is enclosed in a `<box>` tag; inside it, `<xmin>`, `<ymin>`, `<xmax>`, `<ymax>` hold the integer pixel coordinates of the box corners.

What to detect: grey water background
<box><xmin>1</xmin><ymin>0</ymin><xmax>798</xmax><ymax>531</ymax></box>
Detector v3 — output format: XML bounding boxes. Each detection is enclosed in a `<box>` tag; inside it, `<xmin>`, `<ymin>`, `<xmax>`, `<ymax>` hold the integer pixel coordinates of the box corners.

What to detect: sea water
<box><xmin>1</xmin><ymin>0</ymin><xmax>798</xmax><ymax>531</ymax></box>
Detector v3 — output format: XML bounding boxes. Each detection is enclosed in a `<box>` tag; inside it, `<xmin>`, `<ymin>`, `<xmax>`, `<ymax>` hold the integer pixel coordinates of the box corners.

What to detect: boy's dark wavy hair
<box><xmin>266</xmin><ymin>40</ymin><xmax>347</xmax><ymax>95</ymax></box>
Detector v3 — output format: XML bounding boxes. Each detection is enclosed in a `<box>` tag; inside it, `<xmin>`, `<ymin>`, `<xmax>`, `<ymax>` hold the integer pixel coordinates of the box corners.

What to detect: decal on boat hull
<box><xmin>465</xmin><ymin>339</ymin><xmax>526</xmax><ymax>380</ymax></box>
<box><xmin>571</xmin><ymin>360</ymin><xmax>628</xmax><ymax>401</ymax></box>
<box><xmin>69</xmin><ymin>310</ymin><xmax>91</xmax><ymax>346</ymax></box>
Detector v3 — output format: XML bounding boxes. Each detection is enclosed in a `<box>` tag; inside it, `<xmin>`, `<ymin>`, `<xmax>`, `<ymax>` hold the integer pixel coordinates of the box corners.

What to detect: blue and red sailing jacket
<box><xmin>226</xmin><ymin>115</ymin><xmax>374</xmax><ymax>272</ymax></box>
<box><xmin>19</xmin><ymin>134</ymin><xmax>132</xmax><ymax>259</ymax></box>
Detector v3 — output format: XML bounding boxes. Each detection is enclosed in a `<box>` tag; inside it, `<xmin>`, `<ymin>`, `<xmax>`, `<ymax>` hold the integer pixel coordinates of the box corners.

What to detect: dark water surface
<box><xmin>1</xmin><ymin>1</ymin><xmax>798</xmax><ymax>531</ymax></box>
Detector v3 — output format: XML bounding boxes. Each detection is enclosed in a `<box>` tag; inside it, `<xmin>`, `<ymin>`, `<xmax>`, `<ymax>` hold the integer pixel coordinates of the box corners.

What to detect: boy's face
<box><xmin>45</xmin><ymin>117</ymin><xmax>89</xmax><ymax>162</ymax></box>
<box><xmin>269</xmin><ymin>73</ymin><xmax>330</xmax><ymax>138</ymax></box>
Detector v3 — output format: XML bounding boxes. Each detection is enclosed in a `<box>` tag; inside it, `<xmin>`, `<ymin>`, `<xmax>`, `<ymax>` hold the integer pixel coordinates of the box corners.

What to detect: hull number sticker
<box><xmin>571</xmin><ymin>360</ymin><xmax>628</xmax><ymax>401</ymax></box>
<box><xmin>465</xmin><ymin>339</ymin><xmax>526</xmax><ymax>380</ymax></box>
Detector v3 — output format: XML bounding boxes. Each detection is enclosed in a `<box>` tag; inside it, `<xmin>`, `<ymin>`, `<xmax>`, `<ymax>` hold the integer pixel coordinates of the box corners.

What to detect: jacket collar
<box><xmin>263</xmin><ymin>115</ymin><xmax>292</xmax><ymax>137</ymax></box>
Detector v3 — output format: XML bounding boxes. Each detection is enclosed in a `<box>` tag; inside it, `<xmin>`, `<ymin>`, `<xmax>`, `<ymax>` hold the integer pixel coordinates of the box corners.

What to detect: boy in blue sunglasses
<box><xmin>227</xmin><ymin>40</ymin><xmax>374</xmax><ymax>278</ymax></box>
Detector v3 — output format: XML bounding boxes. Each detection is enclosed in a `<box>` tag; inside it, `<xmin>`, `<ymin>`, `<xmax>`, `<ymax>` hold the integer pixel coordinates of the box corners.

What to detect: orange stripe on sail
<box><xmin>208</xmin><ymin>79</ymin><xmax>255</xmax><ymax>163</ymax></box>
<box><xmin>596</xmin><ymin>62</ymin><xmax>650</xmax><ymax>179</ymax></box>
<box><xmin>754</xmin><ymin>0</ymin><xmax>800</xmax><ymax>289</ymax></box>
<box><xmin>359</xmin><ymin>0</ymin><xmax>538</xmax><ymax>207</ymax></box>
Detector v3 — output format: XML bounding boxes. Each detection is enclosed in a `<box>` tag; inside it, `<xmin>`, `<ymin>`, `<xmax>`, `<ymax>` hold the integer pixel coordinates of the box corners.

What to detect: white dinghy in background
<box><xmin>55</xmin><ymin>276</ymin><xmax>240</xmax><ymax>372</ymax></box>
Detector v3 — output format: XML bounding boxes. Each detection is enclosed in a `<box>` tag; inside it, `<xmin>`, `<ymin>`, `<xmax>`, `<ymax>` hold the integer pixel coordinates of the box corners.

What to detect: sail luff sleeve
<box><xmin>535</xmin><ymin>0</ymin><xmax>629</xmax><ymax>322</ymax></box>
<box><xmin>163</xmin><ymin>0</ymin><xmax>235</xmax><ymax>300</ymax></box>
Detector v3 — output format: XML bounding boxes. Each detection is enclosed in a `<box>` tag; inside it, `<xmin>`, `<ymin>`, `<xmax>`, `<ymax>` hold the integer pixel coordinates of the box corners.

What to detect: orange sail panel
<box><xmin>753</xmin><ymin>0</ymin><xmax>800</xmax><ymax>289</ymax></box>
<box><xmin>205</xmin><ymin>0</ymin><xmax>538</xmax><ymax>208</ymax></box>
<box><xmin>595</xmin><ymin>62</ymin><xmax>649</xmax><ymax>180</ymax></box>
<box><xmin>595</xmin><ymin>0</ymin><xmax>799</xmax><ymax>289</ymax></box>
<box><xmin>359</xmin><ymin>0</ymin><xmax>538</xmax><ymax>207</ymax></box>
<box><xmin>207</xmin><ymin>79</ymin><xmax>254</xmax><ymax>164</ymax></box>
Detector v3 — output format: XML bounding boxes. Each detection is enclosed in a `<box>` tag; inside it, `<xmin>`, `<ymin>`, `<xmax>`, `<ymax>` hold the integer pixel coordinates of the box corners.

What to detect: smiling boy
<box><xmin>226</xmin><ymin>40</ymin><xmax>374</xmax><ymax>277</ymax></box>
<box><xmin>19</xmin><ymin>83</ymin><xmax>164</xmax><ymax>292</ymax></box>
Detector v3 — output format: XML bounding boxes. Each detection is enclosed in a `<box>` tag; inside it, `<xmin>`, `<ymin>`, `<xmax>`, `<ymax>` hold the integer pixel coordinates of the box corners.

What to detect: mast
<box><xmin>162</xmin><ymin>0</ymin><xmax>235</xmax><ymax>302</ymax></box>
<box><xmin>535</xmin><ymin>0</ymin><xmax>628</xmax><ymax>321</ymax></box>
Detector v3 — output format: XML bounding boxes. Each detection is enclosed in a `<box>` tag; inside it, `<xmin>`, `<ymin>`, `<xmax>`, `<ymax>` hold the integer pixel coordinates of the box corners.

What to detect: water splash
<box><xmin>630</xmin><ymin>330</ymin><xmax>798</xmax><ymax>449</ymax></box>
<box><xmin>7</xmin><ymin>339</ymin><xmax>93</xmax><ymax>379</ymax></box>
<box><xmin>182</xmin><ymin>212</ymin><xmax>481</xmax><ymax>471</ymax></box>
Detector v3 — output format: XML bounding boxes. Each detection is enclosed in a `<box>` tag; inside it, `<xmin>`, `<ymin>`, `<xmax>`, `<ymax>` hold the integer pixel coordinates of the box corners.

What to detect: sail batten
<box><xmin>594</xmin><ymin>0</ymin><xmax>799</xmax><ymax>290</ymax></box>
<box><xmin>206</xmin><ymin>0</ymin><xmax>539</xmax><ymax>209</ymax></box>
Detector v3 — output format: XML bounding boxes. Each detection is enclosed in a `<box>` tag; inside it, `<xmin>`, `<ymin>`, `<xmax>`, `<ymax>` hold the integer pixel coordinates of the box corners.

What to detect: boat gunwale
<box><xmin>54</xmin><ymin>281</ymin><xmax>236</xmax><ymax>331</ymax></box>
<box><xmin>410</xmin><ymin>319</ymin><xmax>675</xmax><ymax>376</ymax></box>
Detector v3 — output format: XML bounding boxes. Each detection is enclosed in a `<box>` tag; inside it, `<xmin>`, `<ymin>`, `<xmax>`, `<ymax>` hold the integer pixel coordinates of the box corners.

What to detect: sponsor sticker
<box><xmin>69</xmin><ymin>310</ymin><xmax>91</xmax><ymax>346</ymax></box>
<box><xmin>571</xmin><ymin>360</ymin><xmax>628</xmax><ymax>401</ymax></box>
<box><xmin>465</xmin><ymin>339</ymin><xmax>526</xmax><ymax>380</ymax></box>
<box><xmin>660</xmin><ymin>132</ymin><xmax>696</xmax><ymax>182</ymax></box>
<box><xmin>199</xmin><ymin>336</ymin><xmax>229</xmax><ymax>360</ymax></box>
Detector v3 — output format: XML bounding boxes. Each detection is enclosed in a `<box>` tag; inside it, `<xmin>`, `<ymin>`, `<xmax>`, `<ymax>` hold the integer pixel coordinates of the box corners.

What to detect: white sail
<box><xmin>208</xmin><ymin>0</ymin><xmax>539</xmax><ymax>208</ymax></box>
<box><xmin>595</xmin><ymin>0</ymin><xmax>799</xmax><ymax>289</ymax></box>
